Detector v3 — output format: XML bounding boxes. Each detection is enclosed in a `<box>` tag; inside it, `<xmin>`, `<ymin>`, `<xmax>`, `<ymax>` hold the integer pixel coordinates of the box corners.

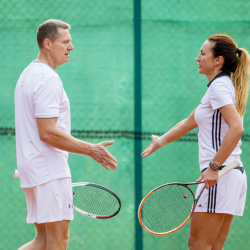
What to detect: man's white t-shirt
<box><xmin>15</xmin><ymin>61</ymin><xmax>71</xmax><ymax>188</ymax></box>
<box><xmin>194</xmin><ymin>72</ymin><xmax>243</xmax><ymax>171</ymax></box>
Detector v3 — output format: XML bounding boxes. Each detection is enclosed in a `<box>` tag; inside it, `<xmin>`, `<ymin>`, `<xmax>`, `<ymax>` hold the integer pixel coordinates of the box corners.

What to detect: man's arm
<box><xmin>36</xmin><ymin>117</ymin><xmax>117</xmax><ymax>170</ymax></box>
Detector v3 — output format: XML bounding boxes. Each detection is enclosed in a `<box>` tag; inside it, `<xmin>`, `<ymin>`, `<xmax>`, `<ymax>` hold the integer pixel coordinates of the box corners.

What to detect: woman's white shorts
<box><xmin>194</xmin><ymin>168</ymin><xmax>247</xmax><ymax>216</ymax></box>
<box><xmin>23</xmin><ymin>178</ymin><xmax>74</xmax><ymax>224</ymax></box>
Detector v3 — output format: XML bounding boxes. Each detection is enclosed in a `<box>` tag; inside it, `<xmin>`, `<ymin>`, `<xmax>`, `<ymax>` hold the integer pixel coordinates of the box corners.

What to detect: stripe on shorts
<box><xmin>207</xmin><ymin>184</ymin><xmax>217</xmax><ymax>213</ymax></box>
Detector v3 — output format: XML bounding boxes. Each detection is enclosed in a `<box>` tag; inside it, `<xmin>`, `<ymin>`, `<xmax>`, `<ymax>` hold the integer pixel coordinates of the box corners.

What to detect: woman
<box><xmin>141</xmin><ymin>34</ymin><xmax>250</xmax><ymax>249</ymax></box>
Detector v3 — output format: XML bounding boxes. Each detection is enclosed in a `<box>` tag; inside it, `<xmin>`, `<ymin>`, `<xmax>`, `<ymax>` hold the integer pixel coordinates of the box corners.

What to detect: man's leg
<box><xmin>45</xmin><ymin>220</ymin><xmax>70</xmax><ymax>250</ymax></box>
<box><xmin>18</xmin><ymin>223</ymin><xmax>46</xmax><ymax>250</ymax></box>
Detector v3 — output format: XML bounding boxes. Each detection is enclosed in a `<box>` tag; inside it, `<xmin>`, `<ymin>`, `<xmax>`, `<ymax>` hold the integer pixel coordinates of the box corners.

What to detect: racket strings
<box><xmin>141</xmin><ymin>185</ymin><xmax>194</xmax><ymax>233</ymax></box>
<box><xmin>73</xmin><ymin>185</ymin><xmax>119</xmax><ymax>216</ymax></box>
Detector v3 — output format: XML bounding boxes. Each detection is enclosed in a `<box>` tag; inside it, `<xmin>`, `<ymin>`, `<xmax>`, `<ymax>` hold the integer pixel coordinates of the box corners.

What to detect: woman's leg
<box><xmin>188</xmin><ymin>212</ymin><xmax>233</xmax><ymax>250</ymax></box>
<box><xmin>211</xmin><ymin>214</ymin><xmax>234</xmax><ymax>250</ymax></box>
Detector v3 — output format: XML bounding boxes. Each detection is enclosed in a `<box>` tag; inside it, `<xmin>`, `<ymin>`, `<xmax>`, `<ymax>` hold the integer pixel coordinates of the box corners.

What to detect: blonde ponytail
<box><xmin>231</xmin><ymin>48</ymin><xmax>250</xmax><ymax>116</ymax></box>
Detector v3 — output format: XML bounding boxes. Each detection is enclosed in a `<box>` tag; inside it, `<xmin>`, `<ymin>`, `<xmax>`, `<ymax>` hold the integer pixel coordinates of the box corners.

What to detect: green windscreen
<box><xmin>1</xmin><ymin>0</ymin><xmax>250</xmax><ymax>249</ymax></box>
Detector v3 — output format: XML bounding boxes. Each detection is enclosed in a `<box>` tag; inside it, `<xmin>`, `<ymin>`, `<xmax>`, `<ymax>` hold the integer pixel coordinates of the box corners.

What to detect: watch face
<box><xmin>212</xmin><ymin>164</ymin><xmax>218</xmax><ymax>169</ymax></box>
<box><xmin>209</xmin><ymin>162</ymin><xmax>219</xmax><ymax>170</ymax></box>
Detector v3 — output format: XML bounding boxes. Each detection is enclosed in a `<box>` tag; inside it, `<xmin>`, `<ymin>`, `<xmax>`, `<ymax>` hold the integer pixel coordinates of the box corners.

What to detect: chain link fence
<box><xmin>1</xmin><ymin>0</ymin><xmax>250</xmax><ymax>249</ymax></box>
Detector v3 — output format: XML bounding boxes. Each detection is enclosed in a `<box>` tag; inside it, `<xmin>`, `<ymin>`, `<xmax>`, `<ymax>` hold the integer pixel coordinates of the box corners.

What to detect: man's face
<box><xmin>49</xmin><ymin>28</ymin><xmax>74</xmax><ymax>69</ymax></box>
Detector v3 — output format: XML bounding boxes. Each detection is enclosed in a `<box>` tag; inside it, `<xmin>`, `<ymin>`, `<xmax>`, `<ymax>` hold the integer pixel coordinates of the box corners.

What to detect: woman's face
<box><xmin>196</xmin><ymin>40</ymin><xmax>218</xmax><ymax>79</ymax></box>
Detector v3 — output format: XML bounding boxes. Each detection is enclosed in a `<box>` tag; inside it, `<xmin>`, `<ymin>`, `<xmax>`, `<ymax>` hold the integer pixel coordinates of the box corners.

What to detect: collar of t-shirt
<box><xmin>207</xmin><ymin>72</ymin><xmax>230</xmax><ymax>88</ymax></box>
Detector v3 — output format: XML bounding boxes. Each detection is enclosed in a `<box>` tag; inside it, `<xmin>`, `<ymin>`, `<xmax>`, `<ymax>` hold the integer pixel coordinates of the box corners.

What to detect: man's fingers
<box><xmin>100</xmin><ymin>141</ymin><xmax>117</xmax><ymax>163</ymax></box>
<box><xmin>101</xmin><ymin>141</ymin><xmax>114</xmax><ymax>147</ymax></box>
<box><xmin>109</xmin><ymin>162</ymin><xmax>117</xmax><ymax>170</ymax></box>
<box><xmin>105</xmin><ymin>157</ymin><xmax>118</xmax><ymax>170</ymax></box>
<box><xmin>103</xmin><ymin>164</ymin><xmax>111</xmax><ymax>170</ymax></box>
<box><xmin>90</xmin><ymin>141</ymin><xmax>118</xmax><ymax>170</ymax></box>
<box><xmin>106</xmin><ymin>151</ymin><xmax>117</xmax><ymax>163</ymax></box>
<box><xmin>99</xmin><ymin>151</ymin><xmax>117</xmax><ymax>170</ymax></box>
<box><xmin>101</xmin><ymin>158</ymin><xmax>117</xmax><ymax>170</ymax></box>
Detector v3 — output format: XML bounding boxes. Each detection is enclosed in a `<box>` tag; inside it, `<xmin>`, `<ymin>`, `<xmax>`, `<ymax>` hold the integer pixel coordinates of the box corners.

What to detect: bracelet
<box><xmin>156</xmin><ymin>135</ymin><xmax>169</xmax><ymax>147</ymax></box>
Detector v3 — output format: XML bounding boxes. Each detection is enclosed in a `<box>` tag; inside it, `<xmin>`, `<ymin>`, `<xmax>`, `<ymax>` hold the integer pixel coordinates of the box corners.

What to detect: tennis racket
<box><xmin>13</xmin><ymin>170</ymin><xmax>121</xmax><ymax>219</ymax></box>
<box><xmin>138</xmin><ymin>159</ymin><xmax>241</xmax><ymax>235</ymax></box>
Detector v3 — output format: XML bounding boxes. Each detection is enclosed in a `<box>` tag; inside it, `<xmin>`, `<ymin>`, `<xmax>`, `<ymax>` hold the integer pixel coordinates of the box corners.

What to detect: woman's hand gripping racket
<box><xmin>138</xmin><ymin>159</ymin><xmax>240</xmax><ymax>235</ymax></box>
<box><xmin>13</xmin><ymin>170</ymin><xmax>121</xmax><ymax>219</ymax></box>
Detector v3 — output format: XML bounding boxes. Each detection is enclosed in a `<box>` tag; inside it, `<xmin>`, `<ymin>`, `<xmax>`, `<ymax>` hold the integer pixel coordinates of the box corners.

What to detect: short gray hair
<box><xmin>37</xmin><ymin>19</ymin><xmax>71</xmax><ymax>48</ymax></box>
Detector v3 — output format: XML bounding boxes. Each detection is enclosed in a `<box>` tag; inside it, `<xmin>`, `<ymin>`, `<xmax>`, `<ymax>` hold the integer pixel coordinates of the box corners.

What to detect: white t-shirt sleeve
<box><xmin>34</xmin><ymin>76</ymin><xmax>62</xmax><ymax>118</ymax></box>
<box><xmin>210</xmin><ymin>80</ymin><xmax>234</xmax><ymax>110</ymax></box>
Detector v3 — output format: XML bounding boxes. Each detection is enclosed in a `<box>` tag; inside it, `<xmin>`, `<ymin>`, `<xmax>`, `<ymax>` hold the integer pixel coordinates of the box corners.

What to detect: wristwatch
<box><xmin>209</xmin><ymin>161</ymin><xmax>219</xmax><ymax>171</ymax></box>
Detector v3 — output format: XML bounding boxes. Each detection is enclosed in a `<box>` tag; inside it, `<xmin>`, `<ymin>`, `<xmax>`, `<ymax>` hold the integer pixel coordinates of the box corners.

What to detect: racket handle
<box><xmin>218</xmin><ymin>159</ymin><xmax>241</xmax><ymax>178</ymax></box>
<box><xmin>13</xmin><ymin>169</ymin><xmax>20</xmax><ymax>178</ymax></box>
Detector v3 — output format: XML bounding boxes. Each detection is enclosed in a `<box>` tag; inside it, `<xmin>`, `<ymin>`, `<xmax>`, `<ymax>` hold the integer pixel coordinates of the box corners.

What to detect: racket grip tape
<box><xmin>218</xmin><ymin>159</ymin><xmax>241</xmax><ymax>178</ymax></box>
<box><xmin>13</xmin><ymin>169</ymin><xmax>20</xmax><ymax>178</ymax></box>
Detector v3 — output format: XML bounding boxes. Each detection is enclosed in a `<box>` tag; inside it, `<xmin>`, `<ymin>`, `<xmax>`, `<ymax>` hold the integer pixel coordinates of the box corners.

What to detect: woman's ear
<box><xmin>215</xmin><ymin>56</ymin><xmax>224</xmax><ymax>67</ymax></box>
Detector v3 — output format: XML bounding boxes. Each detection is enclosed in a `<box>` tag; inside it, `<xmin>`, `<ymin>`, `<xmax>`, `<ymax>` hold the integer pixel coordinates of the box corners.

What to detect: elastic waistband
<box><xmin>201</xmin><ymin>165</ymin><xmax>244</xmax><ymax>174</ymax></box>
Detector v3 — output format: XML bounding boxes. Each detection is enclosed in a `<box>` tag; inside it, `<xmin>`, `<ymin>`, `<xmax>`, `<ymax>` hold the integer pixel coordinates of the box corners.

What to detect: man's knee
<box><xmin>18</xmin><ymin>237</ymin><xmax>46</xmax><ymax>250</ymax></box>
<box><xmin>46</xmin><ymin>233</ymin><xmax>69</xmax><ymax>250</ymax></box>
<box><xmin>61</xmin><ymin>230</ymin><xmax>69</xmax><ymax>248</ymax></box>
<box><xmin>45</xmin><ymin>220</ymin><xmax>70</xmax><ymax>249</ymax></box>
<box><xmin>18</xmin><ymin>223</ymin><xmax>47</xmax><ymax>250</ymax></box>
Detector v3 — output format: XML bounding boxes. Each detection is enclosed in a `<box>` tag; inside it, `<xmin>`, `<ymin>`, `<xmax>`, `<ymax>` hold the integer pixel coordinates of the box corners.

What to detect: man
<box><xmin>15</xmin><ymin>19</ymin><xmax>117</xmax><ymax>250</ymax></box>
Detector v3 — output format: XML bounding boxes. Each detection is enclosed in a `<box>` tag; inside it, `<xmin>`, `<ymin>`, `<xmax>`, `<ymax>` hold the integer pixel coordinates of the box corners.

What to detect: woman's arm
<box><xmin>197</xmin><ymin>104</ymin><xmax>244</xmax><ymax>188</ymax></box>
<box><xmin>211</xmin><ymin>104</ymin><xmax>244</xmax><ymax>165</ymax></box>
<box><xmin>141</xmin><ymin>108</ymin><xmax>198</xmax><ymax>158</ymax></box>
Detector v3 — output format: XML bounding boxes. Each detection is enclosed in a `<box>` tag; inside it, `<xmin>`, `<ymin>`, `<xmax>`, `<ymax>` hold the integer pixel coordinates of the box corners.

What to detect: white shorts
<box><xmin>23</xmin><ymin>178</ymin><xmax>74</xmax><ymax>224</ymax></box>
<box><xmin>194</xmin><ymin>168</ymin><xmax>247</xmax><ymax>216</ymax></box>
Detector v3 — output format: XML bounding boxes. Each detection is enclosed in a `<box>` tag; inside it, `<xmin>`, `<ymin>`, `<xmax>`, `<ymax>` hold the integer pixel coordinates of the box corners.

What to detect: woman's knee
<box><xmin>188</xmin><ymin>232</ymin><xmax>198</xmax><ymax>250</ymax></box>
<box><xmin>188</xmin><ymin>233</ymin><xmax>212</xmax><ymax>250</ymax></box>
